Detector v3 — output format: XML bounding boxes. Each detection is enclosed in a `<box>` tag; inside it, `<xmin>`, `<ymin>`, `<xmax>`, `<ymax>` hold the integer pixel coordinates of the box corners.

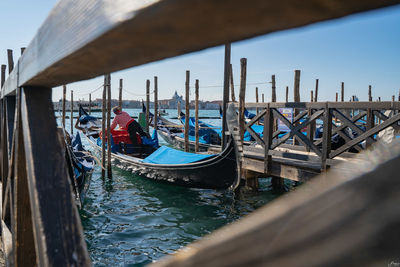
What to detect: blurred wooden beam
<box><xmin>2</xmin><ymin>0</ymin><xmax>400</xmax><ymax>96</ymax></box>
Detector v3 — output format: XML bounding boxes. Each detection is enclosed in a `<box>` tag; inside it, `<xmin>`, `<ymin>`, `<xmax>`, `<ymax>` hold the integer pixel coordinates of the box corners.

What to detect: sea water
<box><xmin>58</xmin><ymin>108</ymin><xmax>289</xmax><ymax>266</ymax></box>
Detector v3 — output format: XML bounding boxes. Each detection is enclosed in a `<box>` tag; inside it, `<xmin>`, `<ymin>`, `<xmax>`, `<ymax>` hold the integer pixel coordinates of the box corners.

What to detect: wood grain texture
<box><xmin>13</xmin><ymin>87</ymin><xmax>36</xmax><ymax>266</ymax></box>
<box><xmin>2</xmin><ymin>0</ymin><xmax>399</xmax><ymax>96</ymax></box>
<box><xmin>150</xmin><ymin>141</ymin><xmax>400</xmax><ymax>267</ymax></box>
<box><xmin>20</xmin><ymin>86</ymin><xmax>90</xmax><ymax>266</ymax></box>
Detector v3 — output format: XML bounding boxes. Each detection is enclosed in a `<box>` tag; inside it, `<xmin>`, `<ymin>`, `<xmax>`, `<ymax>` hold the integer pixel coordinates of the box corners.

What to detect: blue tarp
<box><xmin>244</xmin><ymin>125</ymin><xmax>264</xmax><ymax>141</ymax></box>
<box><xmin>142</xmin><ymin>146</ymin><xmax>215</xmax><ymax>164</ymax></box>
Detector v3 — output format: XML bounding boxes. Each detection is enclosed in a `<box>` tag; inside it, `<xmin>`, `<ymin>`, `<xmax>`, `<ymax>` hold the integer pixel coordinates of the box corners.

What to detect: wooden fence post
<box><xmin>119</xmin><ymin>78</ymin><xmax>123</xmax><ymax>109</ymax></box>
<box><xmin>70</xmin><ymin>90</ymin><xmax>73</xmax><ymax>135</ymax></box>
<box><xmin>195</xmin><ymin>80</ymin><xmax>199</xmax><ymax>152</ymax></box>
<box><xmin>7</xmin><ymin>49</ymin><xmax>14</xmax><ymax>74</ymax></box>
<box><xmin>101</xmin><ymin>76</ymin><xmax>107</xmax><ymax>178</ymax></box>
<box><xmin>230</xmin><ymin>63</ymin><xmax>236</xmax><ymax>102</ymax></box>
<box><xmin>146</xmin><ymin>79</ymin><xmax>150</xmax><ymax>134</ymax></box>
<box><xmin>263</xmin><ymin>103</ymin><xmax>273</xmax><ymax>176</ymax></box>
<box><xmin>106</xmin><ymin>74</ymin><xmax>112</xmax><ymax>178</ymax></box>
<box><xmin>321</xmin><ymin>103</ymin><xmax>332</xmax><ymax>171</ymax></box>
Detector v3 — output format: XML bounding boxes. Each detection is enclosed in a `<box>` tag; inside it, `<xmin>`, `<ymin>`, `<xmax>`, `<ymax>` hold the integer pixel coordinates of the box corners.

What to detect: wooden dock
<box><xmin>235</xmin><ymin>101</ymin><xmax>400</xmax><ymax>187</ymax></box>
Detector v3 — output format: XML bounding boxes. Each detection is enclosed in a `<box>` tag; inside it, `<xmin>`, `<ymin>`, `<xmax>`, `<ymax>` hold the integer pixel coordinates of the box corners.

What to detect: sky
<box><xmin>0</xmin><ymin>1</ymin><xmax>399</xmax><ymax>103</ymax></box>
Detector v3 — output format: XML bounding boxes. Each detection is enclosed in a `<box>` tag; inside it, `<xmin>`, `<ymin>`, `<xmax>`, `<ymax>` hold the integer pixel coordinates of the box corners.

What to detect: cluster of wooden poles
<box><xmin>59</xmin><ymin>75</ymin><xmax>126</xmax><ymax>179</ymax></box>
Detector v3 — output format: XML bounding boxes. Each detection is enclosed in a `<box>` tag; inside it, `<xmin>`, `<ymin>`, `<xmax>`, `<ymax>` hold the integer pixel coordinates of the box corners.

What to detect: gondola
<box><xmin>78</xmin><ymin>106</ymin><xmax>238</xmax><ymax>189</ymax></box>
<box><xmin>64</xmin><ymin>130</ymin><xmax>95</xmax><ymax>208</ymax></box>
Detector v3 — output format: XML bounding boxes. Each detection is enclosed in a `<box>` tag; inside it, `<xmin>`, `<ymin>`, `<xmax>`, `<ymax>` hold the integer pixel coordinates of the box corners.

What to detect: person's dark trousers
<box><xmin>127</xmin><ymin>120</ymin><xmax>147</xmax><ymax>149</ymax></box>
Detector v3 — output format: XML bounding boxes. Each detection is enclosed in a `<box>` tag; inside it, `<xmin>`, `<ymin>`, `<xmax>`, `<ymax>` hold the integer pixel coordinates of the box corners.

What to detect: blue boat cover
<box><xmin>142</xmin><ymin>146</ymin><xmax>214</xmax><ymax>164</ymax></box>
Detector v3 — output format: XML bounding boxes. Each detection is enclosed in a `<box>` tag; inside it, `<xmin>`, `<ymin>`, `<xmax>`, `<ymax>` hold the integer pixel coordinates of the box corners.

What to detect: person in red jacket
<box><xmin>111</xmin><ymin>106</ymin><xmax>148</xmax><ymax>148</ymax></box>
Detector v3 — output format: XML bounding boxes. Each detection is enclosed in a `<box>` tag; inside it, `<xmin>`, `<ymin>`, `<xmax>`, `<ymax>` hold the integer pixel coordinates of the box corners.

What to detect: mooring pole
<box><xmin>307</xmin><ymin>90</ymin><xmax>314</xmax><ymax>152</ymax></box>
<box><xmin>184</xmin><ymin>71</ymin><xmax>190</xmax><ymax>152</ymax></box>
<box><xmin>62</xmin><ymin>85</ymin><xmax>66</xmax><ymax>128</ymax></box>
<box><xmin>368</xmin><ymin>85</ymin><xmax>372</xmax><ymax>102</ymax></box>
<box><xmin>230</xmin><ymin>63</ymin><xmax>236</xmax><ymax>102</ymax></box>
<box><xmin>101</xmin><ymin>75</ymin><xmax>107</xmax><ymax>178</ymax></box>
<box><xmin>119</xmin><ymin>78</ymin><xmax>123</xmax><ymax>109</ymax></box>
<box><xmin>222</xmin><ymin>43</ymin><xmax>231</xmax><ymax>149</ymax></box>
<box><xmin>154</xmin><ymin>76</ymin><xmax>158</xmax><ymax>132</ymax></box>
<box><xmin>1</xmin><ymin>65</ymin><xmax>6</xmax><ymax>88</ymax></box>
<box><xmin>106</xmin><ymin>74</ymin><xmax>112</xmax><ymax>178</ymax></box>
<box><xmin>70</xmin><ymin>90</ymin><xmax>74</xmax><ymax>135</ymax></box>
<box><xmin>262</xmin><ymin>93</ymin><xmax>265</xmax><ymax>103</ymax></box>
<box><xmin>239</xmin><ymin>58</ymin><xmax>247</xmax><ymax>147</ymax></box>
<box><xmin>7</xmin><ymin>49</ymin><xmax>14</xmax><ymax>74</ymax></box>
<box><xmin>89</xmin><ymin>93</ymin><xmax>92</xmax><ymax>114</ymax></box>
<box><xmin>20</xmin><ymin>47</ymin><xmax>26</xmax><ymax>55</ymax></box>
<box><xmin>146</xmin><ymin>79</ymin><xmax>150</xmax><ymax>134</ymax></box>
<box><xmin>341</xmin><ymin>82</ymin><xmax>344</xmax><ymax>102</ymax></box>
<box><xmin>293</xmin><ymin>70</ymin><xmax>301</xmax><ymax>145</ymax></box>
<box><xmin>177</xmin><ymin>101</ymin><xmax>181</xmax><ymax>118</ymax></box>
<box><xmin>195</xmin><ymin>79</ymin><xmax>199</xmax><ymax>152</ymax></box>
<box><xmin>271</xmin><ymin>75</ymin><xmax>276</xmax><ymax>102</ymax></box>
<box><xmin>255</xmin><ymin>87</ymin><xmax>259</xmax><ymax>121</ymax></box>
<box><xmin>314</xmin><ymin>79</ymin><xmax>319</xmax><ymax>102</ymax></box>
<box><xmin>285</xmin><ymin>86</ymin><xmax>289</xmax><ymax>103</ymax></box>
<box><xmin>336</xmin><ymin>92</ymin><xmax>338</xmax><ymax>102</ymax></box>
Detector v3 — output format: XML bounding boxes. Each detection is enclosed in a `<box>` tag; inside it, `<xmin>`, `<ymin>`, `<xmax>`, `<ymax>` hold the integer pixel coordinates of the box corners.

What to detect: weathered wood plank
<box><xmin>20</xmin><ymin>86</ymin><xmax>90</xmax><ymax>266</ymax></box>
<box><xmin>13</xmin><ymin>87</ymin><xmax>36</xmax><ymax>266</ymax></box>
<box><xmin>3</xmin><ymin>0</ymin><xmax>400</xmax><ymax>96</ymax></box>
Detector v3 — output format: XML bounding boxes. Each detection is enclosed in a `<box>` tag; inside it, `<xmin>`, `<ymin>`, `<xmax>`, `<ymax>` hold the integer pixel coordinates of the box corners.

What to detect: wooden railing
<box><xmin>239</xmin><ymin>101</ymin><xmax>400</xmax><ymax>171</ymax></box>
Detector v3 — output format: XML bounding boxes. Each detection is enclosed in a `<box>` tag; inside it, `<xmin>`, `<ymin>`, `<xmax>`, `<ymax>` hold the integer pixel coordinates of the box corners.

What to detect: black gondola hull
<box><xmin>87</xmin><ymin>138</ymin><xmax>236</xmax><ymax>189</ymax></box>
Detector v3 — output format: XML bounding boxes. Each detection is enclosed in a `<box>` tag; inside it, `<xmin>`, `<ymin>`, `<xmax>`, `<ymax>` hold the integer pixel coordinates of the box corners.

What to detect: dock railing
<box><xmin>238</xmin><ymin>101</ymin><xmax>400</xmax><ymax>172</ymax></box>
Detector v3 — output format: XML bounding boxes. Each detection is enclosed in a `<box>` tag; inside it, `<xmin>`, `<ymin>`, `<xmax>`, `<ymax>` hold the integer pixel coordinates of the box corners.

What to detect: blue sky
<box><xmin>1</xmin><ymin>1</ymin><xmax>399</xmax><ymax>103</ymax></box>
